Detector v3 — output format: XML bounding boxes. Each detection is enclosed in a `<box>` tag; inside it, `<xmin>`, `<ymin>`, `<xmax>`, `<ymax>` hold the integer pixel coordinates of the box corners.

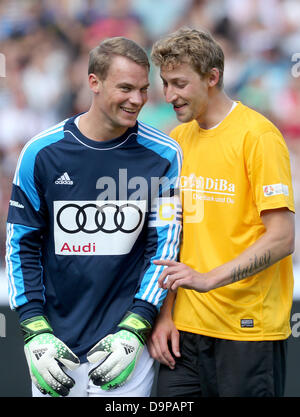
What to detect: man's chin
<box><xmin>125</xmin><ymin>119</ymin><xmax>138</xmax><ymax>128</ymax></box>
<box><xmin>175</xmin><ymin>112</ymin><xmax>193</xmax><ymax>123</ymax></box>
<box><xmin>118</xmin><ymin>117</ymin><xmax>138</xmax><ymax>128</ymax></box>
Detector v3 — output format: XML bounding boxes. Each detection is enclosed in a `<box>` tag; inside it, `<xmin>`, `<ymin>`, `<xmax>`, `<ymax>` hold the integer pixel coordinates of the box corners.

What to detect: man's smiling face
<box><xmin>96</xmin><ymin>55</ymin><xmax>149</xmax><ymax>132</ymax></box>
<box><xmin>160</xmin><ymin>61</ymin><xmax>210</xmax><ymax>124</ymax></box>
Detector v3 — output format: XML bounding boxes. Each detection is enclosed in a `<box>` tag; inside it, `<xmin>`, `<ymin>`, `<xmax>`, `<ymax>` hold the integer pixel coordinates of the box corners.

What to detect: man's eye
<box><xmin>121</xmin><ymin>87</ymin><xmax>130</xmax><ymax>92</ymax></box>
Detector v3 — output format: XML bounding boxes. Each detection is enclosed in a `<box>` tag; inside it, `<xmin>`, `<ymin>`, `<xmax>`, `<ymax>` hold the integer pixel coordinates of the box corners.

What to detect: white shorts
<box><xmin>32</xmin><ymin>346</ymin><xmax>155</xmax><ymax>397</ymax></box>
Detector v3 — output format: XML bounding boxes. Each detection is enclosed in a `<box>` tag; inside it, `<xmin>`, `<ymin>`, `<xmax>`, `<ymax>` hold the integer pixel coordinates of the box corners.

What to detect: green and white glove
<box><xmin>21</xmin><ymin>315</ymin><xmax>80</xmax><ymax>397</ymax></box>
<box><xmin>87</xmin><ymin>312</ymin><xmax>151</xmax><ymax>390</ymax></box>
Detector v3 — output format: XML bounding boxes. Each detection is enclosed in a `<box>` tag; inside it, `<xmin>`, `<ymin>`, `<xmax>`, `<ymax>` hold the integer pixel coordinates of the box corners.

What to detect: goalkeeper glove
<box><xmin>21</xmin><ymin>315</ymin><xmax>80</xmax><ymax>397</ymax></box>
<box><xmin>87</xmin><ymin>312</ymin><xmax>151</xmax><ymax>390</ymax></box>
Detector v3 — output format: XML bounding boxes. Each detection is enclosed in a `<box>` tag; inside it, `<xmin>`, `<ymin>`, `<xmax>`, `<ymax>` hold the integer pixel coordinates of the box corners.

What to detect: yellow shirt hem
<box><xmin>174</xmin><ymin>322</ymin><xmax>291</xmax><ymax>341</ymax></box>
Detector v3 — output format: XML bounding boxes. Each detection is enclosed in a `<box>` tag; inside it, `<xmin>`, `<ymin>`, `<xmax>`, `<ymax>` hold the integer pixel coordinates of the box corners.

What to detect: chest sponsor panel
<box><xmin>54</xmin><ymin>200</ymin><xmax>146</xmax><ymax>255</ymax></box>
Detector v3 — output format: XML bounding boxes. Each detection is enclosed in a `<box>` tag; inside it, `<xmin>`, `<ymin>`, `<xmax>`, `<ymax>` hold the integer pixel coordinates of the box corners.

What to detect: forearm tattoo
<box><xmin>230</xmin><ymin>250</ymin><xmax>271</xmax><ymax>283</ymax></box>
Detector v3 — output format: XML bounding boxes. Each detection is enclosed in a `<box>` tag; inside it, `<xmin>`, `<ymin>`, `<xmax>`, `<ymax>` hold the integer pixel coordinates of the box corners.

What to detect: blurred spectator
<box><xmin>83</xmin><ymin>0</ymin><xmax>147</xmax><ymax>48</ymax></box>
<box><xmin>21</xmin><ymin>36</ymin><xmax>69</xmax><ymax>126</ymax></box>
<box><xmin>271</xmin><ymin>76</ymin><xmax>300</xmax><ymax>140</ymax></box>
<box><xmin>0</xmin><ymin>88</ymin><xmax>41</xmax><ymax>173</ymax></box>
<box><xmin>130</xmin><ymin>0</ymin><xmax>192</xmax><ymax>42</ymax></box>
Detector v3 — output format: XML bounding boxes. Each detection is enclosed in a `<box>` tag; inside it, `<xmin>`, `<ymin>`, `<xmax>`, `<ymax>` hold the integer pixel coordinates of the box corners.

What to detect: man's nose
<box><xmin>128</xmin><ymin>91</ymin><xmax>146</xmax><ymax>106</ymax></box>
<box><xmin>165</xmin><ymin>86</ymin><xmax>178</xmax><ymax>104</ymax></box>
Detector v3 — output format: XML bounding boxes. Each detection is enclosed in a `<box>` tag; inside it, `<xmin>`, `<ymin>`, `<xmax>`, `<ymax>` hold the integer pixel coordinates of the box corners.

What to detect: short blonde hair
<box><xmin>151</xmin><ymin>27</ymin><xmax>224</xmax><ymax>88</ymax></box>
<box><xmin>88</xmin><ymin>37</ymin><xmax>150</xmax><ymax>80</ymax></box>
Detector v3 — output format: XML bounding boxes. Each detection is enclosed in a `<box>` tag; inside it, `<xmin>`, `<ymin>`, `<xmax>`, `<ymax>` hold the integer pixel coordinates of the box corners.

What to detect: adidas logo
<box><xmin>55</xmin><ymin>172</ymin><xmax>73</xmax><ymax>185</ymax></box>
<box><xmin>33</xmin><ymin>348</ymin><xmax>47</xmax><ymax>360</ymax></box>
<box><xmin>123</xmin><ymin>345</ymin><xmax>135</xmax><ymax>355</ymax></box>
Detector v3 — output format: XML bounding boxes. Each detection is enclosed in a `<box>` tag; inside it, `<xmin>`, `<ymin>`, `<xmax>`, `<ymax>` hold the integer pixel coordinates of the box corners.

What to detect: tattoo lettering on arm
<box><xmin>230</xmin><ymin>250</ymin><xmax>271</xmax><ymax>283</ymax></box>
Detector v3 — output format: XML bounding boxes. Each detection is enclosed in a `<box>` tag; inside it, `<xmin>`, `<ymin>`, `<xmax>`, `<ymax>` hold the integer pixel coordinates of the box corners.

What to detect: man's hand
<box><xmin>87</xmin><ymin>312</ymin><xmax>151</xmax><ymax>390</ymax></box>
<box><xmin>154</xmin><ymin>259</ymin><xmax>210</xmax><ymax>292</ymax></box>
<box><xmin>147</xmin><ymin>291</ymin><xmax>180</xmax><ymax>370</ymax></box>
<box><xmin>21</xmin><ymin>316</ymin><xmax>80</xmax><ymax>397</ymax></box>
<box><xmin>148</xmin><ymin>314</ymin><xmax>180</xmax><ymax>369</ymax></box>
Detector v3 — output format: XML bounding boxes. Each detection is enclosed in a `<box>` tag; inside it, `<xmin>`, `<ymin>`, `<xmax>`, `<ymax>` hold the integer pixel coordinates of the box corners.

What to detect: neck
<box><xmin>196</xmin><ymin>89</ymin><xmax>234</xmax><ymax>129</ymax></box>
<box><xmin>78</xmin><ymin>104</ymin><xmax>128</xmax><ymax>142</ymax></box>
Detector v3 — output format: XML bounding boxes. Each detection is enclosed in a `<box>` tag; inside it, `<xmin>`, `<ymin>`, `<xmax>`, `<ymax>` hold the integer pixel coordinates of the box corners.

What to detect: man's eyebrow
<box><xmin>116</xmin><ymin>82</ymin><xmax>150</xmax><ymax>88</ymax></box>
<box><xmin>160</xmin><ymin>76</ymin><xmax>187</xmax><ymax>83</ymax></box>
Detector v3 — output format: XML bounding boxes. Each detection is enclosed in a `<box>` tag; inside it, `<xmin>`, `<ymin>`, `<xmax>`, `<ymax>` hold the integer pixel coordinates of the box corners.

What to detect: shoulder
<box><xmin>19</xmin><ymin>118</ymin><xmax>67</xmax><ymax>158</ymax></box>
<box><xmin>137</xmin><ymin>121</ymin><xmax>183</xmax><ymax>164</ymax></box>
<box><xmin>13</xmin><ymin>118</ymin><xmax>68</xmax><ymax>186</ymax></box>
<box><xmin>238</xmin><ymin>102</ymin><xmax>282</xmax><ymax>138</ymax></box>
<box><xmin>169</xmin><ymin>121</ymin><xmax>198</xmax><ymax>147</ymax></box>
<box><xmin>236</xmin><ymin>103</ymin><xmax>288</xmax><ymax>152</ymax></box>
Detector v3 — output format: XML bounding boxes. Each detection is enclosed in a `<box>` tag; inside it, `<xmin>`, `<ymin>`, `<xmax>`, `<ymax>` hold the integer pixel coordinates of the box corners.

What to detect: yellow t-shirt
<box><xmin>171</xmin><ymin>101</ymin><xmax>295</xmax><ymax>341</ymax></box>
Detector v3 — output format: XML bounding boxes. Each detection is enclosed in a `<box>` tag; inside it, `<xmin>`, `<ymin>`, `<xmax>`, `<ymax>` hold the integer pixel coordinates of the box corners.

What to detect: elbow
<box><xmin>262</xmin><ymin>209</ymin><xmax>295</xmax><ymax>259</ymax></box>
<box><xmin>285</xmin><ymin>232</ymin><xmax>295</xmax><ymax>257</ymax></box>
<box><xmin>285</xmin><ymin>213</ymin><xmax>296</xmax><ymax>257</ymax></box>
<box><xmin>288</xmin><ymin>239</ymin><xmax>295</xmax><ymax>257</ymax></box>
<box><xmin>273</xmin><ymin>229</ymin><xmax>295</xmax><ymax>259</ymax></box>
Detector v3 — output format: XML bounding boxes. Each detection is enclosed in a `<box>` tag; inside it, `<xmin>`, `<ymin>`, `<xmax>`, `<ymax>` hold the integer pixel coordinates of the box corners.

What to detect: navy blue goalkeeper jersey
<box><xmin>6</xmin><ymin>114</ymin><xmax>182</xmax><ymax>361</ymax></box>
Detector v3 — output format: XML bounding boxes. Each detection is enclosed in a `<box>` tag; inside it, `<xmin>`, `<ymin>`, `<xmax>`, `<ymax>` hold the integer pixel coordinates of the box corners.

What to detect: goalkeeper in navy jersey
<box><xmin>6</xmin><ymin>36</ymin><xmax>182</xmax><ymax>397</ymax></box>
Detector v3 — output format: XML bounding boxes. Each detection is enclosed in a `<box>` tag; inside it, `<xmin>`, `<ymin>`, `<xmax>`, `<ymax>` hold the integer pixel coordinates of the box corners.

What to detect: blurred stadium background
<box><xmin>0</xmin><ymin>0</ymin><xmax>300</xmax><ymax>397</ymax></box>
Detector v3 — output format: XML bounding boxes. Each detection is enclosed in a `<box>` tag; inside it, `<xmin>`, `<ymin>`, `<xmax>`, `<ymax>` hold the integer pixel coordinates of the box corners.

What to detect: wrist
<box><xmin>204</xmin><ymin>266</ymin><xmax>229</xmax><ymax>291</ymax></box>
<box><xmin>118</xmin><ymin>312</ymin><xmax>151</xmax><ymax>345</ymax></box>
<box><xmin>17</xmin><ymin>300</ymin><xmax>45</xmax><ymax>323</ymax></box>
<box><xmin>157</xmin><ymin>306</ymin><xmax>173</xmax><ymax>321</ymax></box>
<box><xmin>158</xmin><ymin>291</ymin><xmax>176</xmax><ymax>318</ymax></box>
<box><xmin>202</xmin><ymin>272</ymin><xmax>215</xmax><ymax>292</ymax></box>
<box><xmin>20</xmin><ymin>315</ymin><xmax>53</xmax><ymax>344</ymax></box>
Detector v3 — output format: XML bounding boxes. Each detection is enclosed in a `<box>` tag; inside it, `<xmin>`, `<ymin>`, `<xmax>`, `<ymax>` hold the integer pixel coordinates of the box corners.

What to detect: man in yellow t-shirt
<box><xmin>148</xmin><ymin>27</ymin><xmax>295</xmax><ymax>397</ymax></box>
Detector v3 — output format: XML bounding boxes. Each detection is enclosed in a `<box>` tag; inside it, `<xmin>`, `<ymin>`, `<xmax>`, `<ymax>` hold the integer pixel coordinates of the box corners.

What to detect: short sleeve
<box><xmin>245</xmin><ymin>131</ymin><xmax>295</xmax><ymax>215</ymax></box>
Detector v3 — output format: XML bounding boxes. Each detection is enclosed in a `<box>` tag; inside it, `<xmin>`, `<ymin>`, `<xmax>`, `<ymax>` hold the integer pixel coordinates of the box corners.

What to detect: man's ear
<box><xmin>88</xmin><ymin>73</ymin><xmax>102</xmax><ymax>93</ymax></box>
<box><xmin>208</xmin><ymin>68</ymin><xmax>220</xmax><ymax>88</ymax></box>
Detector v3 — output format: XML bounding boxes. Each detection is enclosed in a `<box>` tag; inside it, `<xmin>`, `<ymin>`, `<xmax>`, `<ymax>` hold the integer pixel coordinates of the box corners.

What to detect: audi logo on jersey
<box><xmin>56</xmin><ymin>203</ymin><xmax>143</xmax><ymax>234</ymax></box>
<box><xmin>54</xmin><ymin>200</ymin><xmax>146</xmax><ymax>256</ymax></box>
